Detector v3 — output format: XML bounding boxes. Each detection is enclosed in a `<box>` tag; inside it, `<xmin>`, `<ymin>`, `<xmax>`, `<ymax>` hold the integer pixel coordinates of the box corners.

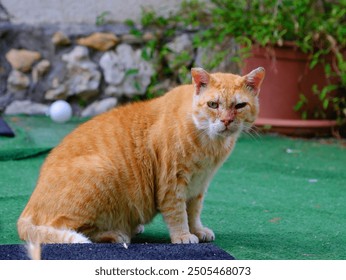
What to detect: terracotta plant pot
<box><xmin>242</xmin><ymin>43</ymin><xmax>337</xmax><ymax>136</ymax></box>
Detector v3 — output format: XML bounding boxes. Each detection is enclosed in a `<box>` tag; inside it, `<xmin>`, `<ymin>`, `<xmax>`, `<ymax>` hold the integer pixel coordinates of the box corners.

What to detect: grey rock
<box><xmin>61</xmin><ymin>46</ymin><xmax>101</xmax><ymax>99</ymax></box>
<box><xmin>104</xmin><ymin>85</ymin><xmax>121</xmax><ymax>97</ymax></box>
<box><xmin>99</xmin><ymin>44</ymin><xmax>154</xmax><ymax>98</ymax></box>
<box><xmin>4</xmin><ymin>100</ymin><xmax>49</xmax><ymax>115</ymax></box>
<box><xmin>99</xmin><ymin>50</ymin><xmax>126</xmax><ymax>85</ymax></box>
<box><xmin>62</xmin><ymin>46</ymin><xmax>89</xmax><ymax>64</ymax></box>
<box><xmin>165</xmin><ymin>34</ymin><xmax>194</xmax><ymax>70</ymax></box>
<box><xmin>0</xmin><ymin>93</ymin><xmax>13</xmax><ymax>112</ymax></box>
<box><xmin>195</xmin><ymin>40</ymin><xmax>240</xmax><ymax>73</ymax></box>
<box><xmin>45</xmin><ymin>84</ymin><xmax>67</xmax><ymax>100</ymax></box>
<box><xmin>66</xmin><ymin>62</ymin><xmax>101</xmax><ymax>98</ymax></box>
<box><xmin>166</xmin><ymin>34</ymin><xmax>193</xmax><ymax>54</ymax></box>
<box><xmin>7</xmin><ymin>70</ymin><xmax>30</xmax><ymax>91</ymax></box>
<box><xmin>7</xmin><ymin>70</ymin><xmax>30</xmax><ymax>100</ymax></box>
<box><xmin>30</xmin><ymin>59</ymin><xmax>67</xmax><ymax>103</ymax></box>
<box><xmin>32</xmin><ymin>59</ymin><xmax>51</xmax><ymax>83</ymax></box>
<box><xmin>0</xmin><ymin>22</ymin><xmax>139</xmax><ymax>111</ymax></box>
<box><xmin>81</xmin><ymin>97</ymin><xmax>118</xmax><ymax>117</ymax></box>
<box><xmin>121</xmin><ymin>34</ymin><xmax>143</xmax><ymax>44</ymax></box>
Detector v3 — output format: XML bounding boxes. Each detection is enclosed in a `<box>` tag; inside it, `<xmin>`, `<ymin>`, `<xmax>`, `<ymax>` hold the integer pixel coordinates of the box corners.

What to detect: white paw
<box><xmin>135</xmin><ymin>224</ymin><xmax>145</xmax><ymax>235</ymax></box>
<box><xmin>69</xmin><ymin>230</ymin><xmax>92</xmax><ymax>243</ymax></box>
<box><xmin>192</xmin><ymin>227</ymin><xmax>215</xmax><ymax>242</ymax></box>
<box><xmin>171</xmin><ymin>233</ymin><xmax>199</xmax><ymax>244</ymax></box>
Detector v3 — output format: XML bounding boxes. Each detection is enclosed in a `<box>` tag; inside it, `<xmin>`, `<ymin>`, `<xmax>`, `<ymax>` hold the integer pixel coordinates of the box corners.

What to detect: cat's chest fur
<box><xmin>187</xmin><ymin>166</ymin><xmax>216</xmax><ymax>199</ymax></box>
<box><xmin>184</xmin><ymin>138</ymin><xmax>234</xmax><ymax>200</ymax></box>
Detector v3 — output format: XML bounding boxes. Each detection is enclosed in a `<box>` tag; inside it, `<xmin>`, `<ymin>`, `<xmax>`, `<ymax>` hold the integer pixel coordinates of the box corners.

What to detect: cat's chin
<box><xmin>215</xmin><ymin>126</ymin><xmax>241</xmax><ymax>138</ymax></box>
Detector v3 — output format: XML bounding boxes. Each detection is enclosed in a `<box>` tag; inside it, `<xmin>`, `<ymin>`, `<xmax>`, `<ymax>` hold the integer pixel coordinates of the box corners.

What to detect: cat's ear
<box><xmin>191</xmin><ymin>67</ymin><xmax>211</xmax><ymax>95</ymax></box>
<box><xmin>244</xmin><ymin>67</ymin><xmax>265</xmax><ymax>95</ymax></box>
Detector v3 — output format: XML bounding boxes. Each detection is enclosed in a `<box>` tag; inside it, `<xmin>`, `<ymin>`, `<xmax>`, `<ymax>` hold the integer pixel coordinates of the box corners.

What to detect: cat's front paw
<box><xmin>171</xmin><ymin>233</ymin><xmax>199</xmax><ymax>244</ymax></box>
<box><xmin>192</xmin><ymin>227</ymin><xmax>215</xmax><ymax>242</ymax></box>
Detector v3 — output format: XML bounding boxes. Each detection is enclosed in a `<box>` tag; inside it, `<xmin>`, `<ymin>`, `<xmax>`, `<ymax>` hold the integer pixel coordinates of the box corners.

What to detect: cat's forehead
<box><xmin>210</xmin><ymin>73</ymin><xmax>245</xmax><ymax>93</ymax></box>
<box><xmin>207</xmin><ymin>73</ymin><xmax>249</xmax><ymax>102</ymax></box>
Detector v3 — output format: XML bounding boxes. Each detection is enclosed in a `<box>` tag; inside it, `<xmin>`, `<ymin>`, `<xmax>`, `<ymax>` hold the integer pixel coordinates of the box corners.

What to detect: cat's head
<box><xmin>191</xmin><ymin>67</ymin><xmax>265</xmax><ymax>139</ymax></box>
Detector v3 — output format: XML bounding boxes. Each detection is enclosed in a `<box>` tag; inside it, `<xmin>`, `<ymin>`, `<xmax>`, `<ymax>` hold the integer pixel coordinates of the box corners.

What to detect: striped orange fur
<box><xmin>17</xmin><ymin>67</ymin><xmax>265</xmax><ymax>244</ymax></box>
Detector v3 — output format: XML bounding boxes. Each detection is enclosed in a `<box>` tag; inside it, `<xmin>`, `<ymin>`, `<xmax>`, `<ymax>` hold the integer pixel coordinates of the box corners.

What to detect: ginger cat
<box><xmin>18</xmin><ymin>67</ymin><xmax>265</xmax><ymax>244</ymax></box>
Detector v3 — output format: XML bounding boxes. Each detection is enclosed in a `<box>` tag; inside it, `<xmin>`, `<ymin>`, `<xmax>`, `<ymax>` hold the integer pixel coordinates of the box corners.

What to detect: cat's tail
<box><xmin>26</xmin><ymin>242</ymin><xmax>42</xmax><ymax>260</ymax></box>
<box><xmin>17</xmin><ymin>216</ymin><xmax>91</xmax><ymax>244</ymax></box>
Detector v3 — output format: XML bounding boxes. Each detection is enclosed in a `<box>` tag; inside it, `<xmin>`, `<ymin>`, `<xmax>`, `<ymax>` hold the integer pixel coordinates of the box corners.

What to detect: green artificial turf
<box><xmin>1</xmin><ymin>115</ymin><xmax>345</xmax><ymax>260</ymax></box>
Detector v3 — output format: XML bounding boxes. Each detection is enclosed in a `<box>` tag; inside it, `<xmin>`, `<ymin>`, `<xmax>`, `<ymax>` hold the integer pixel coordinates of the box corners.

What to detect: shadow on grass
<box><xmin>132</xmin><ymin>231</ymin><xmax>171</xmax><ymax>244</ymax></box>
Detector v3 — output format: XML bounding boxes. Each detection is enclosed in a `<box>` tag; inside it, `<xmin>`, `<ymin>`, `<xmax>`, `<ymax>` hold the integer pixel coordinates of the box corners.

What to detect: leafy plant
<box><xmin>199</xmin><ymin>0</ymin><xmax>346</xmax><ymax>122</ymax></box>
<box><xmin>129</xmin><ymin>0</ymin><xmax>346</xmax><ymax>122</ymax></box>
<box><xmin>126</xmin><ymin>0</ymin><xmax>211</xmax><ymax>99</ymax></box>
<box><xmin>95</xmin><ymin>11</ymin><xmax>111</xmax><ymax>26</ymax></box>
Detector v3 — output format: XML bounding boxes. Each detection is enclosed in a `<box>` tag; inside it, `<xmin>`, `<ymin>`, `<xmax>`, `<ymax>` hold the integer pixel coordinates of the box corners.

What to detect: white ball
<box><xmin>49</xmin><ymin>100</ymin><xmax>72</xmax><ymax>123</ymax></box>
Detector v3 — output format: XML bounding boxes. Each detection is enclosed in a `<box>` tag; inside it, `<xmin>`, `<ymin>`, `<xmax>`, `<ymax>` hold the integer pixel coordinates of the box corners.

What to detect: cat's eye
<box><xmin>235</xmin><ymin>102</ymin><xmax>247</xmax><ymax>110</ymax></box>
<box><xmin>207</xmin><ymin>101</ymin><xmax>219</xmax><ymax>109</ymax></box>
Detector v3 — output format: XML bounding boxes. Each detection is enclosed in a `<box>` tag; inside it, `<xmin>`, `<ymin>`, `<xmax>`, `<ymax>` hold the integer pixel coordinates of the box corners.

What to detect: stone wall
<box><xmin>0</xmin><ymin>16</ymin><xmax>239</xmax><ymax>117</ymax></box>
<box><xmin>0</xmin><ymin>23</ymin><xmax>161</xmax><ymax>116</ymax></box>
<box><xmin>1</xmin><ymin>0</ymin><xmax>183</xmax><ymax>24</ymax></box>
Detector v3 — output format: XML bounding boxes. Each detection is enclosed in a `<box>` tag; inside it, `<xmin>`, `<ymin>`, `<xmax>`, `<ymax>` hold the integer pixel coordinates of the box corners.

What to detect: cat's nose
<box><xmin>221</xmin><ymin>110</ymin><xmax>235</xmax><ymax>127</ymax></box>
<box><xmin>221</xmin><ymin>118</ymin><xmax>233</xmax><ymax>126</ymax></box>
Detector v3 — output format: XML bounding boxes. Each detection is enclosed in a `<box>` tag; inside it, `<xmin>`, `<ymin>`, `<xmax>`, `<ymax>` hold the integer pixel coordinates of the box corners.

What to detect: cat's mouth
<box><xmin>219</xmin><ymin>124</ymin><xmax>240</xmax><ymax>135</ymax></box>
<box><xmin>208</xmin><ymin>121</ymin><xmax>242</xmax><ymax>138</ymax></box>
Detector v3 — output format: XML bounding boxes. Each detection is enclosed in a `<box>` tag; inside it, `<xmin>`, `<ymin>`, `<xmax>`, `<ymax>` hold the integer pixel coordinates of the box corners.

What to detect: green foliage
<box><xmin>124</xmin><ymin>68</ymin><xmax>140</xmax><ymax>77</ymax></box>
<box><xmin>201</xmin><ymin>0</ymin><xmax>346</xmax><ymax>122</ymax></box>
<box><xmin>95</xmin><ymin>11</ymin><xmax>111</xmax><ymax>26</ymax></box>
<box><xmin>125</xmin><ymin>0</ymin><xmax>211</xmax><ymax>99</ymax></box>
<box><xmin>129</xmin><ymin>0</ymin><xmax>346</xmax><ymax>122</ymax></box>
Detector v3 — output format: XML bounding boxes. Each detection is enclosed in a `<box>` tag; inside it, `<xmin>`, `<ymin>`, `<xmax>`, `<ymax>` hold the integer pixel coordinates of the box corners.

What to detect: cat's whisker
<box><xmin>242</xmin><ymin>124</ymin><xmax>262</xmax><ymax>140</ymax></box>
<box><xmin>249</xmin><ymin>125</ymin><xmax>262</xmax><ymax>137</ymax></box>
<box><xmin>198</xmin><ymin>130</ymin><xmax>213</xmax><ymax>143</ymax></box>
<box><xmin>195</xmin><ymin>125</ymin><xmax>210</xmax><ymax>140</ymax></box>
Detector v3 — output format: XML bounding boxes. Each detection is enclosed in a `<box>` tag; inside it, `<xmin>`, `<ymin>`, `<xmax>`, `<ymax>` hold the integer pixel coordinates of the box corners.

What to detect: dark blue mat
<box><xmin>0</xmin><ymin>117</ymin><xmax>15</xmax><ymax>137</ymax></box>
<box><xmin>0</xmin><ymin>243</ymin><xmax>235</xmax><ymax>260</ymax></box>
